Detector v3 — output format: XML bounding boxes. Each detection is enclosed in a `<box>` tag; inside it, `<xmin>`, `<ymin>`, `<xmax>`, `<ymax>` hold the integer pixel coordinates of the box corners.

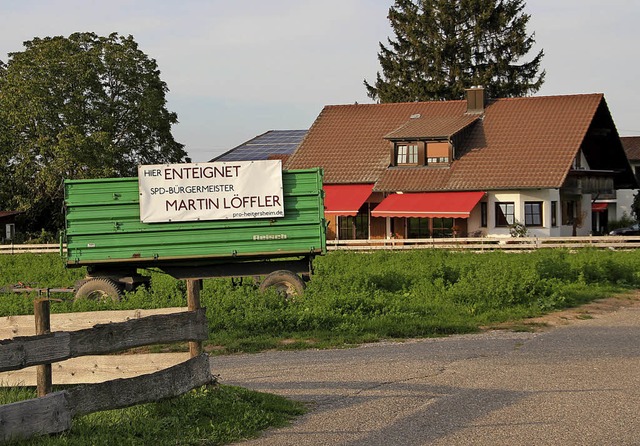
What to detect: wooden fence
<box><xmin>0</xmin><ymin>244</ymin><xmax>61</xmax><ymax>254</ymax></box>
<box><xmin>3</xmin><ymin>237</ymin><xmax>640</xmax><ymax>256</ymax></box>
<box><xmin>327</xmin><ymin>235</ymin><xmax>640</xmax><ymax>251</ymax></box>
<box><xmin>0</xmin><ymin>292</ymin><xmax>211</xmax><ymax>442</ymax></box>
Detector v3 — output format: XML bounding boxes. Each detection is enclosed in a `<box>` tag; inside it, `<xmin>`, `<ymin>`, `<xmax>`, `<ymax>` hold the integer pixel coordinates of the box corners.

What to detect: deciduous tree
<box><xmin>0</xmin><ymin>32</ymin><xmax>189</xmax><ymax>233</ymax></box>
<box><xmin>364</xmin><ymin>0</ymin><xmax>545</xmax><ymax>102</ymax></box>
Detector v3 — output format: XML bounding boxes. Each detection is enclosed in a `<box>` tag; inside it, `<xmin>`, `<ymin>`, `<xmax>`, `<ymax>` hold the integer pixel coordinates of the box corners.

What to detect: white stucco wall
<box><xmin>562</xmin><ymin>193</ymin><xmax>593</xmax><ymax>236</ymax></box>
<box><xmin>615</xmin><ymin>189</ymin><xmax>636</xmax><ymax>221</ymax></box>
<box><xmin>467</xmin><ymin>190</ymin><xmax>593</xmax><ymax>237</ymax></box>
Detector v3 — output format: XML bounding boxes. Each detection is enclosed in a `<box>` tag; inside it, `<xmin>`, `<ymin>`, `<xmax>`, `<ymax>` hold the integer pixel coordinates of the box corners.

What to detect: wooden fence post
<box><xmin>186</xmin><ymin>279</ymin><xmax>203</xmax><ymax>357</ymax></box>
<box><xmin>34</xmin><ymin>297</ymin><xmax>52</xmax><ymax>397</ymax></box>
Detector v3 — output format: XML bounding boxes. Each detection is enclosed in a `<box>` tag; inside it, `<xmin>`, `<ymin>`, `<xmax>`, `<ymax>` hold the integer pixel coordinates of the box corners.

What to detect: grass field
<box><xmin>1</xmin><ymin>384</ymin><xmax>305</xmax><ymax>445</ymax></box>
<box><xmin>3</xmin><ymin>249</ymin><xmax>640</xmax><ymax>351</ymax></box>
<box><xmin>2</xmin><ymin>248</ymin><xmax>639</xmax><ymax>444</ymax></box>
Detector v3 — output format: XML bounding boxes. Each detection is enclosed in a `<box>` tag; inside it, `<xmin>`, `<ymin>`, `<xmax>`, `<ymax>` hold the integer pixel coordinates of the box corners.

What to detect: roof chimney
<box><xmin>466</xmin><ymin>87</ymin><xmax>485</xmax><ymax>114</ymax></box>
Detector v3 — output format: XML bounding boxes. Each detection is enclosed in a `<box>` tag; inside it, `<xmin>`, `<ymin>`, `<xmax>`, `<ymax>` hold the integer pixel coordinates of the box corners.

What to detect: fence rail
<box><xmin>1</xmin><ymin>354</ymin><xmax>212</xmax><ymax>442</ymax></box>
<box><xmin>327</xmin><ymin>235</ymin><xmax>640</xmax><ymax>251</ymax></box>
<box><xmin>3</xmin><ymin>237</ymin><xmax>640</xmax><ymax>256</ymax></box>
<box><xmin>0</xmin><ymin>299</ymin><xmax>210</xmax><ymax>442</ymax></box>
<box><xmin>0</xmin><ymin>243</ymin><xmax>60</xmax><ymax>254</ymax></box>
<box><xmin>0</xmin><ymin>309</ymin><xmax>207</xmax><ymax>372</ymax></box>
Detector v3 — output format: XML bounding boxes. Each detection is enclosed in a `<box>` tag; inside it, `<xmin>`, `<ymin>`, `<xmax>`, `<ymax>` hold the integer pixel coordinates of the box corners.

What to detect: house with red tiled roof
<box><xmin>285</xmin><ymin>88</ymin><xmax>636</xmax><ymax>239</ymax></box>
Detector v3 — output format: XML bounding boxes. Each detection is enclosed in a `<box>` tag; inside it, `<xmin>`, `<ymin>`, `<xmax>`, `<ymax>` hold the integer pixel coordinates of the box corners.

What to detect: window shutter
<box><xmin>390</xmin><ymin>142</ymin><xmax>396</xmax><ymax>166</ymax></box>
<box><xmin>418</xmin><ymin>142</ymin><xmax>426</xmax><ymax>165</ymax></box>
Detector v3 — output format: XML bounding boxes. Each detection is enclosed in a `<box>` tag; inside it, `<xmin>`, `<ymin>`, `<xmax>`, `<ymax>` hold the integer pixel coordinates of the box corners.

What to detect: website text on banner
<box><xmin>138</xmin><ymin>160</ymin><xmax>284</xmax><ymax>223</ymax></box>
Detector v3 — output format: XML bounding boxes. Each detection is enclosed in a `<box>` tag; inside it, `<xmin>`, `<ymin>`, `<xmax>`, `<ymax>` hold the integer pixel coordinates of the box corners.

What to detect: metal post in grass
<box><xmin>34</xmin><ymin>295</ymin><xmax>52</xmax><ymax>397</ymax></box>
<box><xmin>187</xmin><ymin>279</ymin><xmax>203</xmax><ymax>357</ymax></box>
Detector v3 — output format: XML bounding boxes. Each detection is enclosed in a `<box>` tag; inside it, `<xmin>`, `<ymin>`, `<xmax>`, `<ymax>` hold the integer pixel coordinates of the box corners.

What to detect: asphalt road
<box><xmin>214</xmin><ymin>298</ymin><xmax>640</xmax><ymax>445</ymax></box>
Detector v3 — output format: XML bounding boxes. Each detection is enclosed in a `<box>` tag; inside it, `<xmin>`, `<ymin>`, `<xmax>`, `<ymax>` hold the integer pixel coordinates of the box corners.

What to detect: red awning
<box><xmin>324</xmin><ymin>184</ymin><xmax>374</xmax><ymax>216</ymax></box>
<box><xmin>371</xmin><ymin>191</ymin><xmax>485</xmax><ymax>218</ymax></box>
<box><xmin>592</xmin><ymin>202</ymin><xmax>608</xmax><ymax>212</ymax></box>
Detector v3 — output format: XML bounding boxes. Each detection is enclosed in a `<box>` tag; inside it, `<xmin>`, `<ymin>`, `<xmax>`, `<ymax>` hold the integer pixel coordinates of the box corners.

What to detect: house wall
<box><xmin>470</xmin><ymin>190</ymin><xmax>553</xmax><ymax>237</ymax></box>
<box><xmin>467</xmin><ymin>204</ymin><xmax>484</xmax><ymax>237</ymax></box>
<box><xmin>370</xmin><ymin>217</ymin><xmax>386</xmax><ymax>239</ymax></box>
<box><xmin>601</xmin><ymin>160</ymin><xmax>637</xmax><ymax>223</ymax></box>
<box><xmin>615</xmin><ymin>189</ymin><xmax>635</xmax><ymax>220</ymax></box>
<box><xmin>467</xmin><ymin>190</ymin><xmax>593</xmax><ymax>237</ymax></box>
<box><xmin>325</xmin><ymin>214</ymin><xmax>338</xmax><ymax>240</ymax></box>
<box><xmin>369</xmin><ymin>192</ymin><xmax>386</xmax><ymax>239</ymax></box>
<box><xmin>392</xmin><ymin>217</ymin><xmax>404</xmax><ymax>238</ymax></box>
<box><xmin>325</xmin><ymin>190</ymin><xmax>596</xmax><ymax>240</ymax></box>
<box><xmin>555</xmin><ymin>192</ymin><xmax>592</xmax><ymax>237</ymax></box>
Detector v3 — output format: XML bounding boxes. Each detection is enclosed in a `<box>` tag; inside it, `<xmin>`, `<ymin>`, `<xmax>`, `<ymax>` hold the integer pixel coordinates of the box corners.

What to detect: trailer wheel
<box><xmin>75</xmin><ymin>278</ymin><xmax>123</xmax><ymax>302</ymax></box>
<box><xmin>259</xmin><ymin>270</ymin><xmax>305</xmax><ymax>299</ymax></box>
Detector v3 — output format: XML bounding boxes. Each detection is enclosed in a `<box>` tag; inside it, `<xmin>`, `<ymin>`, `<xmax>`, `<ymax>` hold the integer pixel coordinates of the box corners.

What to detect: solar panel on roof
<box><xmin>212</xmin><ymin>130</ymin><xmax>307</xmax><ymax>162</ymax></box>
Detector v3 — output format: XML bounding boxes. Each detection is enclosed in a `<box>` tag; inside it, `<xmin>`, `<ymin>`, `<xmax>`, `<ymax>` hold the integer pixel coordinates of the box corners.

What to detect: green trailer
<box><xmin>61</xmin><ymin>168</ymin><xmax>326</xmax><ymax>299</ymax></box>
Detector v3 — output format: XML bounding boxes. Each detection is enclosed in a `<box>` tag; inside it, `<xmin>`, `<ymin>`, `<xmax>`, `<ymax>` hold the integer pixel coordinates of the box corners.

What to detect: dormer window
<box><xmin>397</xmin><ymin>143</ymin><xmax>418</xmax><ymax>165</ymax></box>
<box><xmin>391</xmin><ymin>141</ymin><xmax>452</xmax><ymax>167</ymax></box>
<box><xmin>426</xmin><ymin>142</ymin><xmax>450</xmax><ymax>165</ymax></box>
<box><xmin>385</xmin><ymin>114</ymin><xmax>478</xmax><ymax>167</ymax></box>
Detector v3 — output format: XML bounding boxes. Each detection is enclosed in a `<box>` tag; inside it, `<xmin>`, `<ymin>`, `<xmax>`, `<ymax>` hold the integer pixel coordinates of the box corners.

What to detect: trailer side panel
<box><xmin>63</xmin><ymin>169</ymin><xmax>325</xmax><ymax>266</ymax></box>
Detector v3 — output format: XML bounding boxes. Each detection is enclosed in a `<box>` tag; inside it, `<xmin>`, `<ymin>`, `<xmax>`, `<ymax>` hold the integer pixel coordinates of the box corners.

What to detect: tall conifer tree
<box><xmin>365</xmin><ymin>0</ymin><xmax>545</xmax><ymax>102</ymax></box>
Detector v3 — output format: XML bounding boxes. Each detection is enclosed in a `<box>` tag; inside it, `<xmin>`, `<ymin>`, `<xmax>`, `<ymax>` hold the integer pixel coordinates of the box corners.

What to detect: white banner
<box><xmin>138</xmin><ymin>160</ymin><xmax>284</xmax><ymax>223</ymax></box>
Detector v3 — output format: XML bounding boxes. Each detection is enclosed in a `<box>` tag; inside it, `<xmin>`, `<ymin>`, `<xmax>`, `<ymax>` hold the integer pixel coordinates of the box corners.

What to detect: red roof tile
<box><xmin>384</xmin><ymin>115</ymin><xmax>479</xmax><ymax>140</ymax></box>
<box><xmin>286</xmin><ymin>101</ymin><xmax>466</xmax><ymax>184</ymax></box>
<box><xmin>285</xmin><ymin>94</ymin><xmax>612</xmax><ymax>191</ymax></box>
<box><xmin>621</xmin><ymin>136</ymin><xmax>640</xmax><ymax>161</ymax></box>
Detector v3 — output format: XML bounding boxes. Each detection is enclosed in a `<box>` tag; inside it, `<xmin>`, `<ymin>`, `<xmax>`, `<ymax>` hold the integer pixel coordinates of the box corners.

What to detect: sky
<box><xmin>1</xmin><ymin>0</ymin><xmax>639</xmax><ymax>162</ymax></box>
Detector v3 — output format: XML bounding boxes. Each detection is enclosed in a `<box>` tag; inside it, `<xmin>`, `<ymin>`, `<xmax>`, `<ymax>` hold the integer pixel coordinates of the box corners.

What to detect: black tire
<box><xmin>259</xmin><ymin>270</ymin><xmax>305</xmax><ymax>299</ymax></box>
<box><xmin>75</xmin><ymin>278</ymin><xmax>123</xmax><ymax>302</ymax></box>
<box><xmin>74</xmin><ymin>278</ymin><xmax>90</xmax><ymax>290</ymax></box>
